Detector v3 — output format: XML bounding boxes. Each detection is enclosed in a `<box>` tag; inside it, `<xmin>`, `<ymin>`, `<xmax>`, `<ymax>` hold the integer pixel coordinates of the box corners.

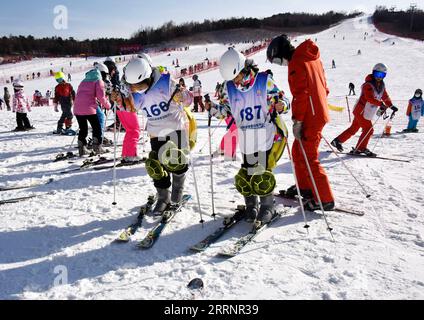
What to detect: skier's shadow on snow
<box><xmin>0</xmin><ymin>164</ymin><xmax>148</xmax><ymax>189</ymax></box>
<box><xmin>0</xmin><ymin>209</ymin><xmax>229</xmax><ymax>299</ymax></box>
<box><xmin>0</xmin><ymin>199</ymin><xmax>319</xmax><ymax>298</ymax></box>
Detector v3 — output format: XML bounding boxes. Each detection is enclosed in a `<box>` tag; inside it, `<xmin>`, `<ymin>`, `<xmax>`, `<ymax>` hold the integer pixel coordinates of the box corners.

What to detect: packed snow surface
<box><xmin>0</xmin><ymin>16</ymin><xmax>423</xmax><ymax>300</ymax></box>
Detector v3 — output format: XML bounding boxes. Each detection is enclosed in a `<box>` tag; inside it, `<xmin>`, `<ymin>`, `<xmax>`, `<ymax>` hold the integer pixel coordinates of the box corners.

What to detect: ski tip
<box><xmin>216</xmin><ymin>252</ymin><xmax>236</xmax><ymax>258</ymax></box>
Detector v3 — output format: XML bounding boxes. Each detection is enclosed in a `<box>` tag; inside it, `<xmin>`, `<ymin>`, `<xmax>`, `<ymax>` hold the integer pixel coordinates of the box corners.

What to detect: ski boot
<box><xmin>121</xmin><ymin>156</ymin><xmax>144</xmax><ymax>165</ymax></box>
<box><xmin>78</xmin><ymin>140</ymin><xmax>89</xmax><ymax>157</ymax></box>
<box><xmin>171</xmin><ymin>173</ymin><xmax>186</xmax><ymax>204</ymax></box>
<box><xmin>92</xmin><ymin>137</ymin><xmax>108</xmax><ymax>155</ymax></box>
<box><xmin>244</xmin><ymin>195</ymin><xmax>258</xmax><ymax>223</ymax></box>
<box><xmin>102</xmin><ymin>137</ymin><xmax>114</xmax><ymax>147</ymax></box>
<box><xmin>152</xmin><ymin>188</ymin><xmax>171</xmax><ymax>216</ymax></box>
<box><xmin>255</xmin><ymin>194</ymin><xmax>275</xmax><ymax>227</ymax></box>
<box><xmin>304</xmin><ymin>199</ymin><xmax>335</xmax><ymax>211</ymax></box>
<box><xmin>331</xmin><ymin>138</ymin><xmax>344</xmax><ymax>152</ymax></box>
<box><xmin>280</xmin><ymin>185</ymin><xmax>313</xmax><ymax>200</ymax></box>
<box><xmin>359</xmin><ymin>148</ymin><xmax>377</xmax><ymax>157</ymax></box>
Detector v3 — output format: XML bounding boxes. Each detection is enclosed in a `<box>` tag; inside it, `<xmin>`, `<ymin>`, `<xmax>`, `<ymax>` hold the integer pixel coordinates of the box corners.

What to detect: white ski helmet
<box><xmin>94</xmin><ymin>62</ymin><xmax>109</xmax><ymax>74</ymax></box>
<box><xmin>372</xmin><ymin>63</ymin><xmax>387</xmax><ymax>73</ymax></box>
<box><xmin>13</xmin><ymin>80</ymin><xmax>24</xmax><ymax>89</ymax></box>
<box><xmin>105</xmin><ymin>56</ymin><xmax>114</xmax><ymax>62</ymax></box>
<box><xmin>137</xmin><ymin>53</ymin><xmax>153</xmax><ymax>66</ymax></box>
<box><xmin>219</xmin><ymin>47</ymin><xmax>246</xmax><ymax>81</ymax></box>
<box><xmin>123</xmin><ymin>57</ymin><xmax>152</xmax><ymax>84</ymax></box>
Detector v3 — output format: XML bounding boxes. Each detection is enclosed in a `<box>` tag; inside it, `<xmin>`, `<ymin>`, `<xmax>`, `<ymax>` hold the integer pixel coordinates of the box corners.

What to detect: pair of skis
<box><xmin>0</xmin><ymin>178</ymin><xmax>54</xmax><ymax>205</ymax></box>
<box><xmin>59</xmin><ymin>156</ymin><xmax>145</xmax><ymax>174</ymax></box>
<box><xmin>114</xmin><ymin>194</ymin><xmax>192</xmax><ymax>249</ymax></box>
<box><xmin>275</xmin><ymin>191</ymin><xmax>365</xmax><ymax>216</ymax></box>
<box><xmin>326</xmin><ymin>150</ymin><xmax>411</xmax><ymax>163</ymax></box>
<box><xmin>190</xmin><ymin>206</ymin><xmax>290</xmax><ymax>257</ymax></box>
<box><xmin>0</xmin><ymin>178</ymin><xmax>54</xmax><ymax>192</ymax></box>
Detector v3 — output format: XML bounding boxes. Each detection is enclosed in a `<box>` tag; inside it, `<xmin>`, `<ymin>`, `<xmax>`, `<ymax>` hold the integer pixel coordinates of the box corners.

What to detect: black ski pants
<box><xmin>76</xmin><ymin>114</ymin><xmax>102</xmax><ymax>145</ymax></box>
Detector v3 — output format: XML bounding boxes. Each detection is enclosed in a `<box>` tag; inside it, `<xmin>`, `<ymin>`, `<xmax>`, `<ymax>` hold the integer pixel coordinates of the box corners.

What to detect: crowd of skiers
<box><xmin>3</xmin><ymin>35</ymin><xmax>424</xmax><ymax>229</ymax></box>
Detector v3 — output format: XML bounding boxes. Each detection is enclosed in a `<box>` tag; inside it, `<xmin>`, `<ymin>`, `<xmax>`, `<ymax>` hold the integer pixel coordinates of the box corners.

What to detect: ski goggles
<box><xmin>269</xmin><ymin>57</ymin><xmax>289</xmax><ymax>66</ymax></box>
<box><xmin>373</xmin><ymin>70</ymin><xmax>386</xmax><ymax>79</ymax></box>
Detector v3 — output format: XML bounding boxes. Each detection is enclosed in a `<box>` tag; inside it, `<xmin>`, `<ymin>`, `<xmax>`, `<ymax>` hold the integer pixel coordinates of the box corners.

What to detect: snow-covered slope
<box><xmin>0</xmin><ymin>15</ymin><xmax>423</xmax><ymax>300</ymax></box>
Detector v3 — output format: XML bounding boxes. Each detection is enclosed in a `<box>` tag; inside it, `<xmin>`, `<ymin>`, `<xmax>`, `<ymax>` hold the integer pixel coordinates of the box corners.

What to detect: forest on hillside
<box><xmin>0</xmin><ymin>11</ymin><xmax>360</xmax><ymax>58</ymax></box>
<box><xmin>373</xmin><ymin>6</ymin><xmax>424</xmax><ymax>40</ymax></box>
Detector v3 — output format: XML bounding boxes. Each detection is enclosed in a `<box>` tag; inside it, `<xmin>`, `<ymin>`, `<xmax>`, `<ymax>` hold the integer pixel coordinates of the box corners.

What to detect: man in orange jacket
<box><xmin>331</xmin><ymin>63</ymin><xmax>398</xmax><ymax>157</ymax></box>
<box><xmin>267</xmin><ymin>34</ymin><xmax>335</xmax><ymax>211</ymax></box>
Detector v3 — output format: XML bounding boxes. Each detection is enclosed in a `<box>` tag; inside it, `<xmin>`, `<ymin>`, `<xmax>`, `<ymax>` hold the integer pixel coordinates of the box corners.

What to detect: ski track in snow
<box><xmin>0</xmin><ymin>15</ymin><xmax>423</xmax><ymax>300</ymax></box>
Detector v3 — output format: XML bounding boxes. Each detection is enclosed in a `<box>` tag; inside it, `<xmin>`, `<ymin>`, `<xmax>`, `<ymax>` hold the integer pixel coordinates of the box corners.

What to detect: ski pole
<box><xmin>284</xmin><ymin>137</ymin><xmax>310</xmax><ymax>233</ymax></box>
<box><xmin>208</xmin><ymin>112</ymin><xmax>216</xmax><ymax>220</ymax></box>
<box><xmin>371</xmin><ymin>111</ymin><xmax>396</xmax><ymax>154</ymax></box>
<box><xmin>65</xmin><ymin>127</ymin><xmax>79</xmax><ymax>155</ymax></box>
<box><xmin>198</xmin><ymin>117</ymin><xmax>224</xmax><ymax>153</ymax></box>
<box><xmin>322</xmin><ymin>136</ymin><xmax>371</xmax><ymax>198</ymax></box>
<box><xmin>112</xmin><ymin>104</ymin><xmax>118</xmax><ymax>206</ymax></box>
<box><xmin>298</xmin><ymin>139</ymin><xmax>335</xmax><ymax>241</ymax></box>
<box><xmin>140</xmin><ymin>113</ymin><xmax>146</xmax><ymax>154</ymax></box>
<box><xmin>205</xmin><ymin>94</ymin><xmax>216</xmax><ymax>219</ymax></box>
<box><xmin>189</xmin><ymin>154</ymin><xmax>205</xmax><ymax>226</ymax></box>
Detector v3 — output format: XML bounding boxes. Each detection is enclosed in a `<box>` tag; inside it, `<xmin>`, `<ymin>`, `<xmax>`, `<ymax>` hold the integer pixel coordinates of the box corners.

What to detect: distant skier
<box><xmin>53</xmin><ymin>71</ymin><xmax>75</xmax><ymax>134</ymax></box>
<box><xmin>206</xmin><ymin>48</ymin><xmax>290</xmax><ymax>225</ymax></box>
<box><xmin>192</xmin><ymin>75</ymin><xmax>204</xmax><ymax>112</ymax></box>
<box><xmin>331</xmin><ymin>63</ymin><xmax>398</xmax><ymax>157</ymax></box>
<box><xmin>403</xmin><ymin>89</ymin><xmax>423</xmax><ymax>133</ymax></box>
<box><xmin>332</xmin><ymin>59</ymin><xmax>336</xmax><ymax>69</ymax></box>
<box><xmin>3</xmin><ymin>87</ymin><xmax>11</xmax><ymax>111</ymax></box>
<box><xmin>348</xmin><ymin>82</ymin><xmax>356</xmax><ymax>96</ymax></box>
<box><xmin>11</xmin><ymin>80</ymin><xmax>34</xmax><ymax>131</ymax></box>
<box><xmin>112</xmin><ymin>55</ymin><xmax>193</xmax><ymax>215</ymax></box>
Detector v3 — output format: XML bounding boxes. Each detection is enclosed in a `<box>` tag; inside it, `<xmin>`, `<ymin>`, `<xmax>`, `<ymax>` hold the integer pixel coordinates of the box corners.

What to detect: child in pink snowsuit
<box><xmin>117</xmin><ymin>109</ymin><xmax>140</xmax><ymax>162</ymax></box>
<box><xmin>219</xmin><ymin>115</ymin><xmax>238</xmax><ymax>159</ymax></box>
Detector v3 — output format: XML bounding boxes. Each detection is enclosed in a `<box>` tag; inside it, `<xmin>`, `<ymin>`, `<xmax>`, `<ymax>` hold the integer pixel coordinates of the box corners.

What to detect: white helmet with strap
<box><xmin>13</xmin><ymin>80</ymin><xmax>24</xmax><ymax>89</ymax></box>
<box><xmin>123</xmin><ymin>57</ymin><xmax>152</xmax><ymax>84</ymax></box>
<box><xmin>219</xmin><ymin>47</ymin><xmax>246</xmax><ymax>81</ymax></box>
<box><xmin>94</xmin><ymin>62</ymin><xmax>109</xmax><ymax>74</ymax></box>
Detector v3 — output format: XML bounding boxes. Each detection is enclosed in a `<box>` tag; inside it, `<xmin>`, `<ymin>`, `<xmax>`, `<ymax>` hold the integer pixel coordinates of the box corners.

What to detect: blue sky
<box><xmin>1</xmin><ymin>0</ymin><xmax>423</xmax><ymax>39</ymax></box>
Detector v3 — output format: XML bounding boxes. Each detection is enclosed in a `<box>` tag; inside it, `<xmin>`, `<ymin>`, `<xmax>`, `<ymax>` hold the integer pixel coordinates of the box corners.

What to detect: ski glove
<box><xmin>376</xmin><ymin>106</ymin><xmax>386</xmax><ymax>117</ymax></box>
<box><xmin>292</xmin><ymin>120</ymin><xmax>303</xmax><ymax>140</ymax></box>
<box><xmin>390</xmin><ymin>105</ymin><xmax>399</xmax><ymax>113</ymax></box>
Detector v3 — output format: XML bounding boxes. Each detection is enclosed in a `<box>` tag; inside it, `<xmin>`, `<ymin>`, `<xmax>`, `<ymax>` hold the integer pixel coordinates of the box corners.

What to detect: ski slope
<box><xmin>0</xmin><ymin>15</ymin><xmax>423</xmax><ymax>300</ymax></box>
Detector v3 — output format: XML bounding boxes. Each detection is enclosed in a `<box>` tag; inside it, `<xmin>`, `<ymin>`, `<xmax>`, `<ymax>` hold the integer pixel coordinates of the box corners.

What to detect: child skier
<box><xmin>403</xmin><ymin>89</ymin><xmax>423</xmax><ymax>133</ymax></box>
<box><xmin>73</xmin><ymin>67</ymin><xmax>111</xmax><ymax>156</ymax></box>
<box><xmin>331</xmin><ymin>63</ymin><xmax>398</xmax><ymax>157</ymax></box>
<box><xmin>93</xmin><ymin>62</ymin><xmax>114</xmax><ymax>147</ymax></box>
<box><xmin>205</xmin><ymin>48</ymin><xmax>290</xmax><ymax>226</ymax></box>
<box><xmin>12</xmin><ymin>80</ymin><xmax>34</xmax><ymax>131</ymax></box>
<box><xmin>112</xmin><ymin>56</ymin><xmax>193</xmax><ymax>214</ymax></box>
<box><xmin>53</xmin><ymin>71</ymin><xmax>75</xmax><ymax>134</ymax></box>
<box><xmin>4</xmin><ymin>87</ymin><xmax>11</xmax><ymax>111</ymax></box>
